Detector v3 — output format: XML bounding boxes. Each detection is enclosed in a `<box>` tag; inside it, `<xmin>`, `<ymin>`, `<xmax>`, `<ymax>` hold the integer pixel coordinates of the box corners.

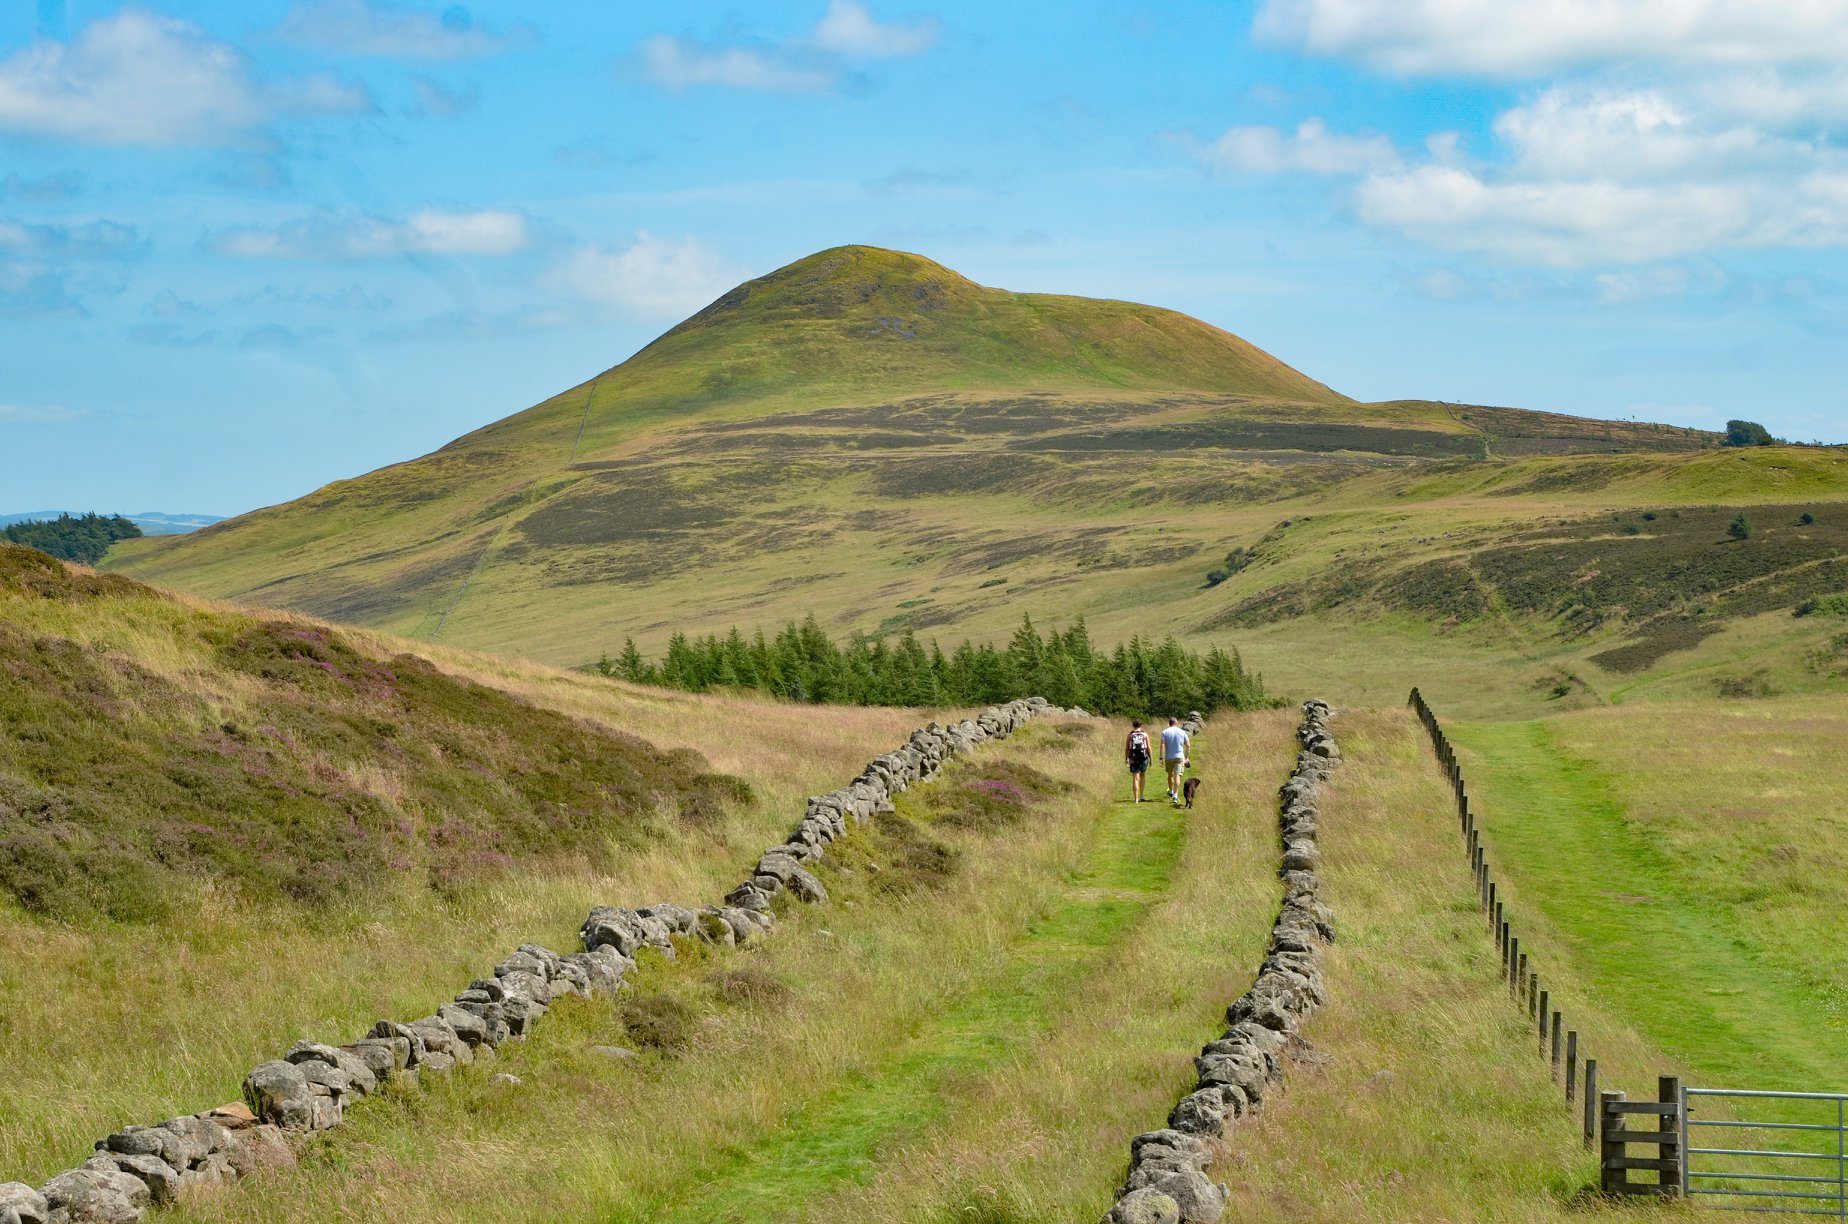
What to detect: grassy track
<box><xmin>1451</xmin><ymin>703</ymin><xmax>1848</xmax><ymax>1090</ymax></box>
<box><xmin>152</xmin><ymin>714</ymin><xmax>1293</xmax><ymax>1223</ymax></box>
<box><xmin>646</xmin><ymin>784</ymin><xmax>1186</xmax><ymax>1222</ymax></box>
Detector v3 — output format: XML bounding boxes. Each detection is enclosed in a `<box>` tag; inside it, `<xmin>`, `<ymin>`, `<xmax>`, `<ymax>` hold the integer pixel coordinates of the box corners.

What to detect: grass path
<box><xmin>640</xmin><ymin>785</ymin><xmax>1188</xmax><ymax>1222</ymax></box>
<box><xmin>1452</xmin><ymin>718</ymin><xmax>1848</xmax><ymax>1090</ymax></box>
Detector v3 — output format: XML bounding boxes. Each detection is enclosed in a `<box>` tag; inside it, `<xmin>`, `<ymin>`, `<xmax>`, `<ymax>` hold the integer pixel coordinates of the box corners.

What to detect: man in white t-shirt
<box><xmin>1160</xmin><ymin>716</ymin><xmax>1191</xmax><ymax>804</ymax></box>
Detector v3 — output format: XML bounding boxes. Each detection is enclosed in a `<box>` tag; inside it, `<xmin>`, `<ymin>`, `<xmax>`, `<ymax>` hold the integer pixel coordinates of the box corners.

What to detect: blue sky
<box><xmin>3</xmin><ymin>0</ymin><xmax>1846</xmax><ymax>514</ymax></box>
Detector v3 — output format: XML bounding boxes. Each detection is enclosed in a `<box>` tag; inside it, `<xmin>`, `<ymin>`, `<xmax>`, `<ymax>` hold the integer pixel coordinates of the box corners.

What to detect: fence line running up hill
<box><xmin>1406</xmin><ymin>690</ymin><xmax>1623</xmax><ymax>1169</ymax></box>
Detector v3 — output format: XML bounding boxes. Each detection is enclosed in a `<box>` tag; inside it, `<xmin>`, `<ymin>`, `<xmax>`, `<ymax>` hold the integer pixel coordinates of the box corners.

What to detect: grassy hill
<box><xmin>102</xmin><ymin>244</ymin><xmax>1836</xmax><ymax>719</ymax></box>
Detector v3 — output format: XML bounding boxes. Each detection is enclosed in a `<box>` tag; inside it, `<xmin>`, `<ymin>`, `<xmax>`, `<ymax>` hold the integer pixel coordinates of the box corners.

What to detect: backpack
<box><xmin>1128</xmin><ymin>729</ymin><xmax>1151</xmax><ymax>765</ymax></box>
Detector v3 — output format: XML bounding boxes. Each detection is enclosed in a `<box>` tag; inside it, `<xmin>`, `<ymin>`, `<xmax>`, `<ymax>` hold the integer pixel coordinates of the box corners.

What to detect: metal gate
<box><xmin>1683</xmin><ymin>1087</ymin><xmax>1848</xmax><ymax>1215</ymax></box>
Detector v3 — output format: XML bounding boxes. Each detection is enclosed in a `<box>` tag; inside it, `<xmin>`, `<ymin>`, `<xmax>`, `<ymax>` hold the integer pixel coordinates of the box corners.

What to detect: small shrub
<box><xmin>1204</xmin><ymin>568</ymin><xmax>1230</xmax><ymax>587</ymax></box>
<box><xmin>677</xmin><ymin>772</ymin><xmax>756</xmax><ymax>829</ymax></box>
<box><xmin>618</xmin><ymin>992</ymin><xmax>700</xmax><ymax>1052</ymax></box>
<box><xmin>1716</xmin><ymin>674</ymin><xmax>1772</xmax><ymax>699</ymax></box>
<box><xmin>1724</xmin><ymin>419</ymin><xmax>1778</xmax><ymax>447</ymax></box>
<box><xmin>1642</xmin><ymin>511</ymin><xmax>1658</xmax><ymax>521</ymax></box>
<box><xmin>1621</xmin><ymin>523</ymin><xmax>1641</xmax><ymax>535</ymax></box>
<box><xmin>1800</xmin><ymin>511</ymin><xmax>1816</xmax><ymax>525</ymax></box>
<box><xmin>924</xmin><ymin>760</ymin><xmax>1070</xmax><ymax>832</ymax></box>
<box><xmin>1728</xmin><ymin>515</ymin><xmax>1753</xmax><ymax>540</ymax></box>
<box><xmin>868</xmin><ymin>811</ymin><xmax>960</xmax><ymax>894</ymax></box>
<box><xmin>1794</xmin><ymin>594</ymin><xmax>1848</xmax><ymax>618</ymax></box>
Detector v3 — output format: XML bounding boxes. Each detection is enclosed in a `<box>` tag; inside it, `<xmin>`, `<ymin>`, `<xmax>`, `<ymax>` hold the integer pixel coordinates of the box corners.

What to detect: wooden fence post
<box><xmin>1538</xmin><ymin>988</ymin><xmax>1549</xmax><ymax>1047</ymax></box>
<box><xmin>1566</xmin><ymin>1031</ymin><xmax>1578</xmax><ymax>1101</ymax></box>
<box><xmin>1599</xmin><ymin>1090</ymin><xmax>1625</xmax><ymax>1193</ymax></box>
<box><xmin>1551</xmin><ymin>1010</ymin><xmax>1562</xmax><ymax>1076</ymax></box>
<box><xmin>1584</xmin><ymin>1060</ymin><xmax>1598</xmax><ymax>1147</ymax></box>
<box><xmin>1513</xmin><ymin>944</ymin><xmax>1523</xmax><ymax>995</ymax></box>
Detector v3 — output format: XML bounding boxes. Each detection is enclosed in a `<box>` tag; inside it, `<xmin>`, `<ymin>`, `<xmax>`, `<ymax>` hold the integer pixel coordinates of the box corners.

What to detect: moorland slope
<box><xmin>109</xmin><ymin>245</ymin><xmax>1848</xmax><ymax>716</ymax></box>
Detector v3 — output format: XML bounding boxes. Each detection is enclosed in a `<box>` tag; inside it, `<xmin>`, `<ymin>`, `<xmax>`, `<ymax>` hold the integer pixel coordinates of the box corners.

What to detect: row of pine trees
<box><xmin>594</xmin><ymin>615</ymin><xmax>1271</xmax><ymax>717</ymax></box>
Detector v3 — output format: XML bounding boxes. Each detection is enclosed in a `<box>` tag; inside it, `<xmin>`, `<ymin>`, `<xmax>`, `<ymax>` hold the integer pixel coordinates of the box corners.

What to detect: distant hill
<box><xmin>107</xmin><ymin>242</ymin><xmax>1846</xmax><ymax>716</ymax></box>
<box><xmin>1</xmin><ymin>510</ymin><xmax>225</xmax><ymax>536</ymax></box>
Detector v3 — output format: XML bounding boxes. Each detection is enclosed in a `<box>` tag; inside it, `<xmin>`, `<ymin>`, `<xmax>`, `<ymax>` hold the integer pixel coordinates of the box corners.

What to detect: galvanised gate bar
<box><xmin>1683</xmin><ymin>1087</ymin><xmax>1848</xmax><ymax>1216</ymax></box>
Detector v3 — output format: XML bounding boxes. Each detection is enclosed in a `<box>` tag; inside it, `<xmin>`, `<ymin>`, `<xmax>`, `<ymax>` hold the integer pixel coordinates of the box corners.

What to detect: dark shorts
<box><xmin>1128</xmin><ymin>756</ymin><xmax>1150</xmax><ymax>775</ymax></box>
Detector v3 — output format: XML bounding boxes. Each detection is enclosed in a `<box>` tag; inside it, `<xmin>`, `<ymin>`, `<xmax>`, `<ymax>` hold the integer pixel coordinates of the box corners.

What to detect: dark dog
<box><xmin>1182</xmin><ymin>776</ymin><xmax>1200</xmax><ymax>808</ymax></box>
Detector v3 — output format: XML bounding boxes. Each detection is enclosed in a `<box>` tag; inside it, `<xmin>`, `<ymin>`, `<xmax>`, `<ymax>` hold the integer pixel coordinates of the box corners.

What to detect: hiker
<box><xmin>1125</xmin><ymin>718</ymin><xmax>1154</xmax><ymax>802</ymax></box>
<box><xmin>1161</xmin><ymin>716</ymin><xmax>1191</xmax><ymax>804</ymax></box>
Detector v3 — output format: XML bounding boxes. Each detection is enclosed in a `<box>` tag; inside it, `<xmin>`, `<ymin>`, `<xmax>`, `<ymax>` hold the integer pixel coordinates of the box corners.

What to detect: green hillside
<box><xmin>107</xmin><ymin>243</ymin><xmax>1848</xmax><ymax>719</ymax></box>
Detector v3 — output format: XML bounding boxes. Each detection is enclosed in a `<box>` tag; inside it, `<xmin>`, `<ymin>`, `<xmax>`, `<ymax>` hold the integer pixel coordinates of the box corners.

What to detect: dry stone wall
<box><xmin>1099</xmin><ymin>699</ymin><xmax>1339</xmax><ymax>1224</ymax></box>
<box><xmin>4</xmin><ymin>697</ymin><xmax>1072</xmax><ymax>1224</ymax></box>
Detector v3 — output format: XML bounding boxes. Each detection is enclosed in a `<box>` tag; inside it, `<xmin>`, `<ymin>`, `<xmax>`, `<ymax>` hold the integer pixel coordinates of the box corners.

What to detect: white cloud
<box><xmin>640</xmin><ymin>3</ymin><xmax>940</xmax><ymax>93</ymax></box>
<box><xmin>275</xmin><ymin>0</ymin><xmax>534</xmax><ymax>59</ymax></box>
<box><xmin>550</xmin><ymin>233</ymin><xmax>738</xmax><ymax>318</ymax></box>
<box><xmin>1355</xmin><ymin>161</ymin><xmax>1848</xmax><ymax>265</ymax></box>
<box><xmin>813</xmin><ymin>1</ymin><xmax>941</xmax><ymax>57</ymax></box>
<box><xmin>1255</xmin><ymin>0</ymin><xmax>1848</xmax><ymax>77</ymax></box>
<box><xmin>1201</xmin><ymin>117</ymin><xmax>1398</xmax><ymax>174</ymax></box>
<box><xmin>0</xmin><ymin>9</ymin><xmax>371</xmax><ymax>147</ymax></box>
<box><xmin>0</xmin><ymin>403</ymin><xmax>89</xmax><ymax>424</ymax></box>
<box><xmin>1492</xmin><ymin>88</ymin><xmax>1791</xmax><ymax>180</ymax></box>
<box><xmin>1349</xmin><ymin>84</ymin><xmax>1848</xmax><ymax>264</ymax></box>
<box><xmin>211</xmin><ymin>209</ymin><xmax>529</xmax><ymax>259</ymax></box>
<box><xmin>639</xmin><ymin>35</ymin><xmax>835</xmax><ymax>92</ymax></box>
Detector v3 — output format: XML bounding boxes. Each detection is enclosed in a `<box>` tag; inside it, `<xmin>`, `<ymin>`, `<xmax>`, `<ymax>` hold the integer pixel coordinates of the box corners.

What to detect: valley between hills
<box><xmin>4</xmin><ymin>245</ymin><xmax>1846</xmax><ymax>1223</ymax></box>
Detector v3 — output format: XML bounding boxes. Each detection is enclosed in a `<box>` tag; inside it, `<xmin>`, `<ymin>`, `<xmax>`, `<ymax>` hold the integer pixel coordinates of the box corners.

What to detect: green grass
<box><xmin>647</xmin><ymin>773</ymin><xmax>1184</xmax><ymax>1222</ymax></box>
<box><xmin>1449</xmin><ymin>699</ymin><xmax>1848</xmax><ymax>1090</ymax></box>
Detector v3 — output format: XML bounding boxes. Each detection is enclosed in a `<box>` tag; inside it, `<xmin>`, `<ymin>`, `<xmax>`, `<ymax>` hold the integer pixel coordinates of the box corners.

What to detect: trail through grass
<box><xmin>1452</xmin><ymin>717</ymin><xmax>1848</xmax><ymax>1089</ymax></box>
<box><xmin>645</xmin><ymin>786</ymin><xmax>1186</xmax><ymax>1222</ymax></box>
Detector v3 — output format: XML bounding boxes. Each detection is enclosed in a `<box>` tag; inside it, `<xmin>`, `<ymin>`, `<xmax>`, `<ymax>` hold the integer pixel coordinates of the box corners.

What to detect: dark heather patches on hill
<box><xmin>672</xmin><ymin>428</ymin><xmax>954</xmax><ymax>453</ymax></box>
<box><xmin>1012</xmin><ymin>420</ymin><xmax>1483</xmax><ymax>458</ymax></box>
<box><xmin>1209</xmin><ymin>506</ymin><xmax>1848</xmax><ymax>664</ymax></box>
<box><xmin>519</xmin><ymin>477</ymin><xmax>739</xmax><ymax>546</ymax></box>
<box><xmin>874</xmin><ymin>453</ymin><xmax>1057</xmax><ymax>498</ymax></box>
<box><xmin>1588</xmin><ymin>618</ymin><xmax>1723</xmax><ymax>673</ymax></box>
<box><xmin>283</xmin><ymin>542</ymin><xmax>484</xmax><ymax>625</ymax></box>
<box><xmin>0</xmin><ymin>546</ymin><xmax>750</xmax><ymax>921</ymax></box>
<box><xmin>1457</xmin><ymin>403</ymin><xmax>1716</xmax><ymax>455</ymax></box>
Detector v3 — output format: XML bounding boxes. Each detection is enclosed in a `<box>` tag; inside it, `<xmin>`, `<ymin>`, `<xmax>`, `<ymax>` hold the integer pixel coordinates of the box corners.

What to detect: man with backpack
<box><xmin>1161</xmin><ymin>716</ymin><xmax>1192</xmax><ymax>805</ymax></box>
<box><xmin>1124</xmin><ymin>719</ymin><xmax>1153</xmax><ymax>802</ymax></box>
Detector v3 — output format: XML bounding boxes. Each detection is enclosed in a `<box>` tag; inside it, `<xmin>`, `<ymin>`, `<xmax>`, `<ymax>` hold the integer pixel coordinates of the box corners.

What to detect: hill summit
<box><xmin>618</xmin><ymin>244</ymin><xmax>1352</xmax><ymax>407</ymax></box>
